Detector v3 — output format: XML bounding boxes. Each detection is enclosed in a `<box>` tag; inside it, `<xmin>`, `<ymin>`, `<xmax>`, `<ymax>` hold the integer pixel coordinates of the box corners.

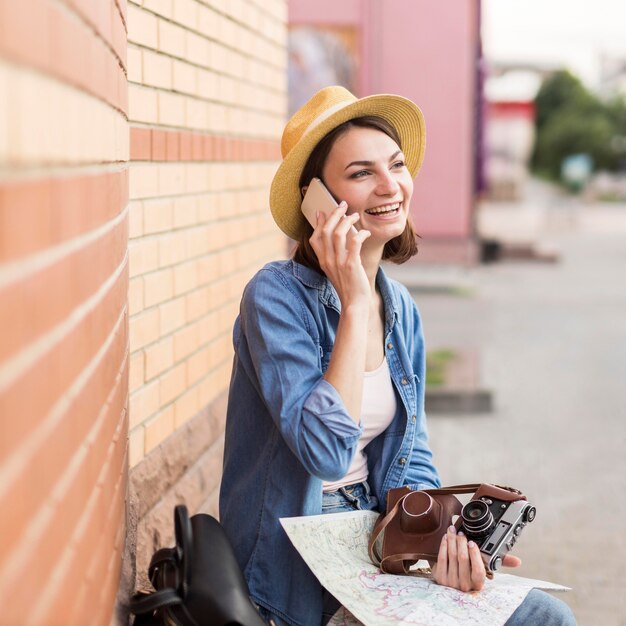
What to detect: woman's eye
<box><xmin>350</xmin><ymin>170</ymin><xmax>369</xmax><ymax>179</ymax></box>
<box><xmin>392</xmin><ymin>160</ymin><xmax>406</xmax><ymax>169</ymax></box>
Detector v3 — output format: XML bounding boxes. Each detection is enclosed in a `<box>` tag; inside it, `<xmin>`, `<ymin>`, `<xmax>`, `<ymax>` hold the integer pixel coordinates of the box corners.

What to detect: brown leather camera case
<box><xmin>368</xmin><ymin>483</ymin><xmax>525</xmax><ymax>576</ymax></box>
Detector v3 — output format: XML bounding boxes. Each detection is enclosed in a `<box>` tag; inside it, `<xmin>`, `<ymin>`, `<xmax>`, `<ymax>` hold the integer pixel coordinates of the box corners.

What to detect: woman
<box><xmin>219</xmin><ymin>86</ymin><xmax>575</xmax><ymax>626</ymax></box>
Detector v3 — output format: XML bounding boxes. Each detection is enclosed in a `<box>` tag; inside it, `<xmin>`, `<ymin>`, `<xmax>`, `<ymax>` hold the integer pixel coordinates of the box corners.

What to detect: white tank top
<box><xmin>323</xmin><ymin>357</ymin><xmax>397</xmax><ymax>492</ymax></box>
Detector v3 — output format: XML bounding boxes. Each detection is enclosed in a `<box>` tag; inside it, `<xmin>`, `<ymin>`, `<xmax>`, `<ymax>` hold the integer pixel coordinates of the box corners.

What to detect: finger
<box><xmin>502</xmin><ymin>554</ymin><xmax>522</xmax><ymax>568</ymax></box>
<box><xmin>456</xmin><ymin>532</ymin><xmax>472</xmax><ymax>592</ymax></box>
<box><xmin>446</xmin><ymin>526</ymin><xmax>458</xmax><ymax>588</ymax></box>
<box><xmin>321</xmin><ymin>201</ymin><xmax>349</xmax><ymax>234</ymax></box>
<box><xmin>468</xmin><ymin>541</ymin><xmax>486</xmax><ymax>591</ymax></box>
<box><xmin>433</xmin><ymin>533</ymin><xmax>448</xmax><ymax>585</ymax></box>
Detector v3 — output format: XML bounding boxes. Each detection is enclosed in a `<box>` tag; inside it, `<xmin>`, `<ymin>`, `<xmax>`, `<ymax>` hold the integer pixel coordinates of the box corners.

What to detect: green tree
<box><xmin>531</xmin><ymin>70</ymin><xmax>625</xmax><ymax>180</ymax></box>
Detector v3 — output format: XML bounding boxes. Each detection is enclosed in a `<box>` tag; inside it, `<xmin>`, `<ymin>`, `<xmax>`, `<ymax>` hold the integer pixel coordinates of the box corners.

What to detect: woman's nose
<box><xmin>376</xmin><ymin>171</ymin><xmax>400</xmax><ymax>195</ymax></box>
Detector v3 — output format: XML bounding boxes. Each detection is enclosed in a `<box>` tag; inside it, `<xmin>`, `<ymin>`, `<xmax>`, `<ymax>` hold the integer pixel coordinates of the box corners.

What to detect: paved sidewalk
<box><xmin>387</xmin><ymin>198</ymin><xmax>626</xmax><ymax>626</ymax></box>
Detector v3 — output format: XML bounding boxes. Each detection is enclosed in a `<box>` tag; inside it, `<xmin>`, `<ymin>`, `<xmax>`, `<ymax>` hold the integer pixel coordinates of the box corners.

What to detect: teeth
<box><xmin>366</xmin><ymin>202</ymin><xmax>400</xmax><ymax>215</ymax></box>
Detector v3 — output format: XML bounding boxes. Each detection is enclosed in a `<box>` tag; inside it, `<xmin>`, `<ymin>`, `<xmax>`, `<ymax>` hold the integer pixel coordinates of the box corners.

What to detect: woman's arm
<box><xmin>309</xmin><ymin>202</ymin><xmax>371</xmax><ymax>422</ymax></box>
<box><xmin>238</xmin><ymin>267</ymin><xmax>363</xmax><ymax>481</ymax></box>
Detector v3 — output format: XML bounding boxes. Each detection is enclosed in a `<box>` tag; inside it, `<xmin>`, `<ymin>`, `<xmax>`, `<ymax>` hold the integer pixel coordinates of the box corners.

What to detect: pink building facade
<box><xmin>289</xmin><ymin>0</ymin><xmax>482</xmax><ymax>263</ymax></box>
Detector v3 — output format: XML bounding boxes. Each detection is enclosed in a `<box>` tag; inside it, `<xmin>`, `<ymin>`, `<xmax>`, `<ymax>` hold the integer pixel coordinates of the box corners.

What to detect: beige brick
<box><xmin>172</xmin><ymin>0</ymin><xmax>198</xmax><ymax>29</ymax></box>
<box><xmin>158</xmin><ymin>90</ymin><xmax>186</xmax><ymax>126</ymax></box>
<box><xmin>127</xmin><ymin>45</ymin><xmax>143</xmax><ymax>83</ymax></box>
<box><xmin>143</xmin><ymin>0</ymin><xmax>173</xmax><ymax>19</ymax></box>
<box><xmin>185</xmin><ymin>163</ymin><xmax>213</xmax><ymax>194</ymax></box>
<box><xmin>129</xmin><ymin>276</ymin><xmax>144</xmax><ymax>315</ymax></box>
<box><xmin>127</xmin><ymin>4</ymin><xmax>158</xmax><ymax>49</ymax></box>
<box><xmin>158</xmin><ymin>163</ymin><xmax>185</xmax><ymax>195</ymax></box>
<box><xmin>129</xmin><ymin>238</ymin><xmax>159</xmax><ymax>277</ymax></box>
<box><xmin>174</xmin><ymin>387</ymin><xmax>199</xmax><ymax>428</ymax></box>
<box><xmin>185</xmin><ymin>98</ymin><xmax>208</xmax><ymax>130</ymax></box>
<box><xmin>186</xmin><ymin>32</ymin><xmax>211</xmax><ymax>68</ymax></box>
<box><xmin>129</xmin><ymin>307</ymin><xmax>160</xmax><ymax>350</ymax></box>
<box><xmin>186</xmin><ymin>346</ymin><xmax>210</xmax><ymax>386</ymax></box>
<box><xmin>129</xmin><ymin>163</ymin><xmax>159</xmax><ymax>199</ymax></box>
<box><xmin>197</xmin><ymin>311</ymin><xmax>221</xmax><ymax>344</ymax></box>
<box><xmin>145</xmin><ymin>336</ymin><xmax>174</xmax><ymax>380</ymax></box>
<box><xmin>158</xmin><ymin>18</ymin><xmax>186</xmax><ymax>58</ymax></box>
<box><xmin>196</xmin><ymin>255</ymin><xmax>219</xmax><ymax>285</ymax></box>
<box><xmin>143</xmin><ymin>49</ymin><xmax>172</xmax><ymax>90</ymax></box>
<box><xmin>173</xmin><ymin>60</ymin><xmax>196</xmax><ymax>95</ymax></box>
<box><xmin>129</xmin><ymin>350</ymin><xmax>146</xmax><ymax>393</ymax></box>
<box><xmin>197</xmin><ymin>368</ymin><xmax>221</xmax><ymax>409</ymax></box>
<box><xmin>128</xmin><ymin>84</ymin><xmax>159</xmax><ymax>125</ymax></box>
<box><xmin>196</xmin><ymin>68</ymin><xmax>218</xmax><ymax>100</ymax></box>
<box><xmin>173</xmin><ymin>196</ymin><xmax>198</xmax><ymax>228</ymax></box>
<box><xmin>173</xmin><ymin>321</ymin><xmax>200</xmax><ymax>361</ymax></box>
<box><xmin>159</xmin><ymin>296</ymin><xmax>187</xmax><ymax>335</ymax></box>
<box><xmin>144</xmin><ymin>268</ymin><xmax>174</xmax><ymax>307</ymax></box>
<box><xmin>185</xmin><ymin>287</ymin><xmax>211</xmax><ymax>322</ymax></box>
<box><xmin>129</xmin><ymin>425</ymin><xmax>145</xmax><ymax>467</ymax></box>
<box><xmin>159</xmin><ymin>362</ymin><xmax>187</xmax><ymax>405</ymax></box>
<box><xmin>128</xmin><ymin>200</ymin><xmax>143</xmax><ymax>239</ymax></box>
<box><xmin>197</xmin><ymin>4</ymin><xmax>218</xmax><ymax>36</ymax></box>
<box><xmin>129</xmin><ymin>379</ymin><xmax>160</xmax><ymax>429</ymax></box>
<box><xmin>143</xmin><ymin>199</ymin><xmax>174</xmax><ymax>234</ymax></box>
<box><xmin>173</xmin><ymin>259</ymin><xmax>199</xmax><ymax>296</ymax></box>
<box><xmin>144</xmin><ymin>405</ymin><xmax>175</xmax><ymax>453</ymax></box>
<box><xmin>158</xmin><ymin>231</ymin><xmax>189</xmax><ymax>268</ymax></box>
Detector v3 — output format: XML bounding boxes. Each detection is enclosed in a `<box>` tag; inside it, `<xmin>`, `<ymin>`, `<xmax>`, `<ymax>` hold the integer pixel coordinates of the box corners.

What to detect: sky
<box><xmin>482</xmin><ymin>0</ymin><xmax>626</xmax><ymax>88</ymax></box>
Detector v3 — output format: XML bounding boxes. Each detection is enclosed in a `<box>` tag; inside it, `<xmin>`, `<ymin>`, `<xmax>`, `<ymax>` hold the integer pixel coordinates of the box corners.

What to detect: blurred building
<box><xmin>289</xmin><ymin>0</ymin><xmax>484</xmax><ymax>264</ymax></box>
<box><xmin>483</xmin><ymin>69</ymin><xmax>541</xmax><ymax>201</ymax></box>
<box><xmin>482</xmin><ymin>62</ymin><xmax>563</xmax><ymax>203</ymax></box>
<box><xmin>598</xmin><ymin>53</ymin><xmax>626</xmax><ymax>99</ymax></box>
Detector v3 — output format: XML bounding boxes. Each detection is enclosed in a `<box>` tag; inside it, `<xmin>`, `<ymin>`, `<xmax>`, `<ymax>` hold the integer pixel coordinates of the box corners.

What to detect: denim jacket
<box><xmin>219</xmin><ymin>260</ymin><xmax>441</xmax><ymax>626</ymax></box>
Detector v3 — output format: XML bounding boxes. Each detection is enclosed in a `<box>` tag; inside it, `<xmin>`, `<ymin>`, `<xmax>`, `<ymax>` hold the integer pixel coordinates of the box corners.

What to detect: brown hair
<box><xmin>292</xmin><ymin>116</ymin><xmax>418</xmax><ymax>275</ymax></box>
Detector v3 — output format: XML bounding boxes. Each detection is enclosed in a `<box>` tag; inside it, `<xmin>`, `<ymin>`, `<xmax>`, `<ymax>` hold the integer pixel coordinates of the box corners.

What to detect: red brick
<box><xmin>179</xmin><ymin>131</ymin><xmax>192</xmax><ymax>161</ymax></box>
<box><xmin>0</xmin><ymin>215</ymin><xmax>127</xmax><ymax>398</ymax></box>
<box><xmin>166</xmin><ymin>130</ymin><xmax>179</xmax><ymax>161</ymax></box>
<box><xmin>0</xmin><ymin>290</ymin><xmax>128</xmax><ymax>571</ymax></box>
<box><xmin>191</xmin><ymin>133</ymin><xmax>203</xmax><ymax>161</ymax></box>
<box><xmin>130</xmin><ymin>127</ymin><xmax>151</xmax><ymax>160</ymax></box>
<box><xmin>151</xmin><ymin>129</ymin><xmax>167</xmax><ymax>161</ymax></box>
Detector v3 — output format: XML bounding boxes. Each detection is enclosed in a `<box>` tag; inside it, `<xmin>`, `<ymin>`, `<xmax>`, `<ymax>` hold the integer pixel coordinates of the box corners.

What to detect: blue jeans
<box><xmin>263</xmin><ymin>482</ymin><xmax>576</xmax><ymax>626</ymax></box>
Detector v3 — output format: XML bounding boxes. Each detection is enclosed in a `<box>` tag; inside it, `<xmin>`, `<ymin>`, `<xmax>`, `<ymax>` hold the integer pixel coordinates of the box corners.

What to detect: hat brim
<box><xmin>269</xmin><ymin>94</ymin><xmax>426</xmax><ymax>240</ymax></box>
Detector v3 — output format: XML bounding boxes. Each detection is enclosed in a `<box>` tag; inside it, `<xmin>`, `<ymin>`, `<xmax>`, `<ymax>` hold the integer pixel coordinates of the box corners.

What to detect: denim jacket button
<box><xmin>411</xmin><ymin>414</ymin><xmax>417</xmax><ymax>422</ymax></box>
<box><xmin>401</xmin><ymin>377</ymin><xmax>408</xmax><ymax>385</ymax></box>
<box><xmin>387</xmin><ymin>342</ymin><xmax>393</xmax><ymax>350</ymax></box>
<box><xmin>399</xmin><ymin>457</ymin><xmax>407</xmax><ymax>465</ymax></box>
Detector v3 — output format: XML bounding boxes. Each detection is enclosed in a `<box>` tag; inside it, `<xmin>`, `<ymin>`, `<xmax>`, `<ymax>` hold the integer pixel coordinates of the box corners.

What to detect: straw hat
<box><xmin>269</xmin><ymin>85</ymin><xmax>426</xmax><ymax>240</ymax></box>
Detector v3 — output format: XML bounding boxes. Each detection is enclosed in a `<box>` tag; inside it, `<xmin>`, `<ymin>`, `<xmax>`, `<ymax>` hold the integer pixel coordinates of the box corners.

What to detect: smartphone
<box><xmin>301</xmin><ymin>177</ymin><xmax>357</xmax><ymax>232</ymax></box>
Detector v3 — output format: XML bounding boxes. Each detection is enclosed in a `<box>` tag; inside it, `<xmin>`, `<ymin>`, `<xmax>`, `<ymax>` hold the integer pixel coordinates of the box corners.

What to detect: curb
<box><xmin>425</xmin><ymin>388</ymin><xmax>493</xmax><ymax>414</ymax></box>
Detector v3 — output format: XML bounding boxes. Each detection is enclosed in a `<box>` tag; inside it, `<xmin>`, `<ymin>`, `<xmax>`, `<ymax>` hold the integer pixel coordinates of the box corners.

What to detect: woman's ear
<box><xmin>300</xmin><ymin>186</ymin><xmax>308</xmax><ymax>199</ymax></box>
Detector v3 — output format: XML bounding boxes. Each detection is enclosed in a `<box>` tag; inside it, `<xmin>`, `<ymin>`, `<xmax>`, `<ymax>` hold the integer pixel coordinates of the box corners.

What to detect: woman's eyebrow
<box><xmin>344</xmin><ymin>150</ymin><xmax>403</xmax><ymax>170</ymax></box>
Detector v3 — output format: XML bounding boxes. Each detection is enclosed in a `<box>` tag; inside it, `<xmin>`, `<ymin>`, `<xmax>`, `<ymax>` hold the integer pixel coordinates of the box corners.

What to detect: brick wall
<box><xmin>123</xmin><ymin>0</ymin><xmax>288</xmax><ymax>605</ymax></box>
<box><xmin>0</xmin><ymin>1</ymin><xmax>129</xmax><ymax>625</ymax></box>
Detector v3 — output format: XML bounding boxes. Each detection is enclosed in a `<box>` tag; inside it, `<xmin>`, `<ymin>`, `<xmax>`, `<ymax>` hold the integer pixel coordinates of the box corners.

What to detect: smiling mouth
<box><xmin>364</xmin><ymin>202</ymin><xmax>402</xmax><ymax>216</ymax></box>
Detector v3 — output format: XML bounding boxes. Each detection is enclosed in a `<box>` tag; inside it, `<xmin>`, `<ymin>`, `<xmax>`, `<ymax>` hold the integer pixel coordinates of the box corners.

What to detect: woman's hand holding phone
<box><xmin>308</xmin><ymin>199</ymin><xmax>371</xmax><ymax>310</ymax></box>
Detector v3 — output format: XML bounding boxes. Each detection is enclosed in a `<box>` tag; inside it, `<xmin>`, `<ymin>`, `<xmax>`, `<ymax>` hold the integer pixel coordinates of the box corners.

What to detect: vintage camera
<box><xmin>457</xmin><ymin>485</ymin><xmax>536</xmax><ymax>572</ymax></box>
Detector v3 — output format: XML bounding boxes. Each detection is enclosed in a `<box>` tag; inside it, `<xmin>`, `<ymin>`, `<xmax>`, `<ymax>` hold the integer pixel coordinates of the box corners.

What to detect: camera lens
<box><xmin>461</xmin><ymin>500</ymin><xmax>494</xmax><ymax>537</ymax></box>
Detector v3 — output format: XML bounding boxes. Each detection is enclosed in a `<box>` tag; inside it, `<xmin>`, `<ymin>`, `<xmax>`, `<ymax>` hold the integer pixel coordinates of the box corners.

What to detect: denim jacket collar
<box><xmin>290</xmin><ymin>260</ymin><xmax>400</xmax><ymax>334</ymax></box>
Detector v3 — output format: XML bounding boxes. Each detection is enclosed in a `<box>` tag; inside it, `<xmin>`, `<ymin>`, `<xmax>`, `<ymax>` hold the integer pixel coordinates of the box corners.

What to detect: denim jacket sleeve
<box><xmin>236</xmin><ymin>268</ymin><xmax>362</xmax><ymax>481</ymax></box>
<box><xmin>399</xmin><ymin>289</ymin><xmax>442</xmax><ymax>490</ymax></box>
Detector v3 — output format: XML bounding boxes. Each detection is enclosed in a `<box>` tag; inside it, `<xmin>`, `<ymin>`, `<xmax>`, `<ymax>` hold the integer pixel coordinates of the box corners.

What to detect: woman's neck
<box><xmin>360</xmin><ymin>242</ymin><xmax>385</xmax><ymax>294</ymax></box>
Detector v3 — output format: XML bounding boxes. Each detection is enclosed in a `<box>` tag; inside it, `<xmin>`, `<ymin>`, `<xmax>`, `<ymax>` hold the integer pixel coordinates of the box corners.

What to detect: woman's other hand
<box><xmin>431</xmin><ymin>525</ymin><xmax>522</xmax><ymax>592</ymax></box>
<box><xmin>309</xmin><ymin>201</ymin><xmax>371</xmax><ymax>309</ymax></box>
